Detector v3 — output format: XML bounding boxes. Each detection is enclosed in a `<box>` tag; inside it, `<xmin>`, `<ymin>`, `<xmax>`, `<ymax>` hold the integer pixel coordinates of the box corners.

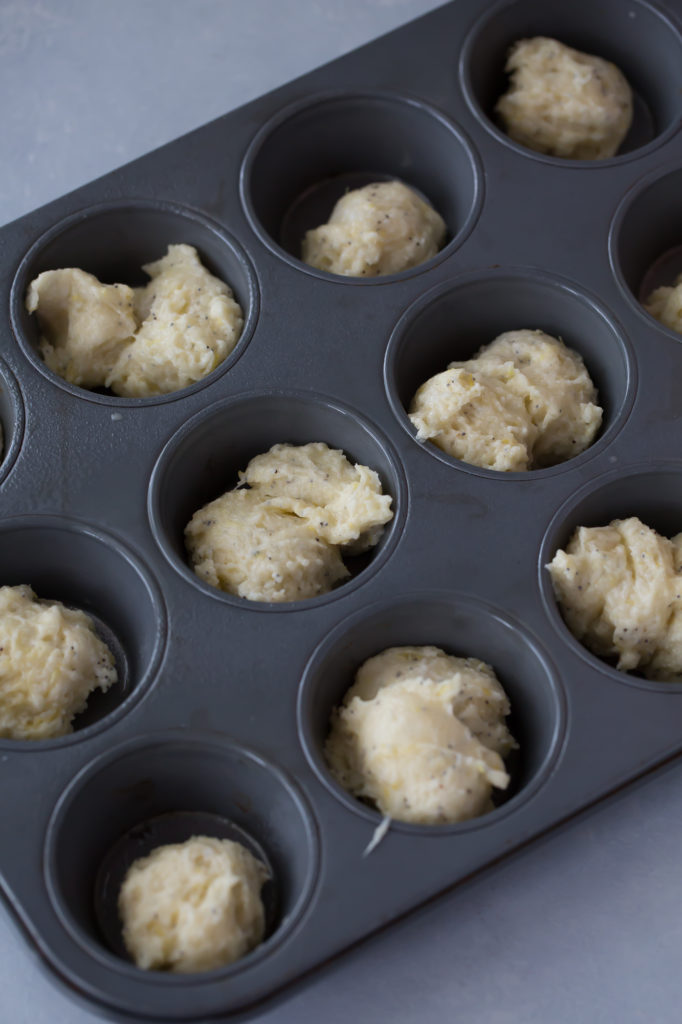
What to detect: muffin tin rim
<box><xmin>0</xmin><ymin>355</ymin><xmax>25</xmax><ymax>487</ymax></box>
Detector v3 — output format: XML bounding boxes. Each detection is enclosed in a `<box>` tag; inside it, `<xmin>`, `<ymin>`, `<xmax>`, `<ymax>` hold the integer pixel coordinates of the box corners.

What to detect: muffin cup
<box><xmin>298</xmin><ymin>590</ymin><xmax>566</xmax><ymax>833</ymax></box>
<box><xmin>0</xmin><ymin>515</ymin><xmax>166</xmax><ymax>748</ymax></box>
<box><xmin>10</xmin><ymin>199</ymin><xmax>259</xmax><ymax>405</ymax></box>
<box><xmin>384</xmin><ymin>267</ymin><xmax>634</xmax><ymax>477</ymax></box>
<box><xmin>148</xmin><ymin>390</ymin><xmax>407</xmax><ymax>609</ymax></box>
<box><xmin>43</xmin><ymin>732</ymin><xmax>319</xmax><ymax>1016</ymax></box>
<box><xmin>460</xmin><ymin>0</ymin><xmax>682</xmax><ymax>163</ymax></box>
<box><xmin>539</xmin><ymin>462</ymin><xmax>682</xmax><ymax>691</ymax></box>
<box><xmin>610</xmin><ymin>166</ymin><xmax>682</xmax><ymax>339</ymax></box>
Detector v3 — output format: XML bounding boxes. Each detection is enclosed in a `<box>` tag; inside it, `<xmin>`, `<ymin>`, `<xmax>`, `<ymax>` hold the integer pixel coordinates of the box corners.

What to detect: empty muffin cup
<box><xmin>240</xmin><ymin>91</ymin><xmax>483</xmax><ymax>278</ymax></box>
<box><xmin>0</xmin><ymin>515</ymin><xmax>166</xmax><ymax>746</ymax></box>
<box><xmin>10</xmin><ymin>199</ymin><xmax>258</xmax><ymax>404</ymax></box>
<box><xmin>460</xmin><ymin>0</ymin><xmax>682</xmax><ymax>161</ymax></box>
<box><xmin>298</xmin><ymin>591</ymin><xmax>566</xmax><ymax>832</ymax></box>
<box><xmin>148</xmin><ymin>390</ymin><xmax>406</xmax><ymax>608</ymax></box>
<box><xmin>385</xmin><ymin>267</ymin><xmax>634</xmax><ymax>476</ymax></box>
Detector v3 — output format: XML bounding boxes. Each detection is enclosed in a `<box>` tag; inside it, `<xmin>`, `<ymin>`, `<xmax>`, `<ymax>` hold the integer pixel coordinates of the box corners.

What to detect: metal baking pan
<box><xmin>2</xmin><ymin>0</ymin><xmax>682</xmax><ymax>1018</ymax></box>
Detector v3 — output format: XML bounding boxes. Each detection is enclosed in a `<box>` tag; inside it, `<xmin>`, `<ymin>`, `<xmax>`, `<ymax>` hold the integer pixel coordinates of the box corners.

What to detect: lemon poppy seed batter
<box><xmin>409</xmin><ymin>329</ymin><xmax>602</xmax><ymax>471</ymax></box>
<box><xmin>302</xmin><ymin>180</ymin><xmax>446</xmax><ymax>277</ymax></box>
<box><xmin>118</xmin><ymin>836</ymin><xmax>269</xmax><ymax>973</ymax></box>
<box><xmin>325</xmin><ymin>645</ymin><xmax>517</xmax><ymax>826</ymax></box>
<box><xmin>495</xmin><ymin>37</ymin><xmax>633</xmax><ymax>160</ymax></box>
<box><xmin>548</xmin><ymin>517</ymin><xmax>682</xmax><ymax>681</ymax></box>
<box><xmin>0</xmin><ymin>584</ymin><xmax>117</xmax><ymax>740</ymax></box>
<box><xmin>26</xmin><ymin>244</ymin><xmax>243</xmax><ymax>397</ymax></box>
<box><xmin>185</xmin><ymin>442</ymin><xmax>393</xmax><ymax>602</ymax></box>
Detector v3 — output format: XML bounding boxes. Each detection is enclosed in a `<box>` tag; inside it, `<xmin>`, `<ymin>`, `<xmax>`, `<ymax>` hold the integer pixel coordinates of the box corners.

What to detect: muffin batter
<box><xmin>495</xmin><ymin>37</ymin><xmax>633</xmax><ymax>160</ymax></box>
<box><xmin>26</xmin><ymin>244</ymin><xmax>243</xmax><ymax>397</ymax></box>
<box><xmin>301</xmin><ymin>180</ymin><xmax>446</xmax><ymax>277</ymax></box>
<box><xmin>408</xmin><ymin>329</ymin><xmax>602</xmax><ymax>472</ymax></box>
<box><xmin>185</xmin><ymin>487</ymin><xmax>350</xmax><ymax>603</ymax></box>
<box><xmin>325</xmin><ymin>645</ymin><xmax>517</xmax><ymax>825</ymax></box>
<box><xmin>118</xmin><ymin>835</ymin><xmax>269</xmax><ymax>973</ymax></box>
<box><xmin>185</xmin><ymin>442</ymin><xmax>393</xmax><ymax>602</ymax></box>
<box><xmin>0</xmin><ymin>584</ymin><xmax>117</xmax><ymax>740</ymax></box>
<box><xmin>548</xmin><ymin>517</ymin><xmax>682</xmax><ymax>680</ymax></box>
<box><xmin>644</xmin><ymin>272</ymin><xmax>682</xmax><ymax>335</ymax></box>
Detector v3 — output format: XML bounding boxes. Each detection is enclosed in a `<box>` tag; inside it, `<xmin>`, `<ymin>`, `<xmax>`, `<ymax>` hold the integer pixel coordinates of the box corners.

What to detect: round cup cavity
<box><xmin>460</xmin><ymin>0</ymin><xmax>682</xmax><ymax>162</ymax></box>
<box><xmin>10</xmin><ymin>199</ymin><xmax>259</xmax><ymax>405</ymax></box>
<box><xmin>0</xmin><ymin>516</ymin><xmax>166</xmax><ymax>748</ymax></box>
<box><xmin>298</xmin><ymin>591</ymin><xmax>566</xmax><ymax>833</ymax></box>
<box><xmin>539</xmin><ymin>462</ymin><xmax>682</xmax><ymax>691</ymax></box>
<box><xmin>148</xmin><ymin>390</ymin><xmax>406</xmax><ymax>609</ymax></box>
<box><xmin>384</xmin><ymin>268</ymin><xmax>634</xmax><ymax>477</ymax></box>
<box><xmin>240</xmin><ymin>91</ymin><xmax>483</xmax><ymax>280</ymax></box>
<box><xmin>610</xmin><ymin>166</ymin><xmax>682</xmax><ymax>339</ymax></box>
<box><xmin>45</xmin><ymin>734</ymin><xmax>319</xmax><ymax>975</ymax></box>
<box><xmin>0</xmin><ymin>356</ymin><xmax>25</xmax><ymax>485</ymax></box>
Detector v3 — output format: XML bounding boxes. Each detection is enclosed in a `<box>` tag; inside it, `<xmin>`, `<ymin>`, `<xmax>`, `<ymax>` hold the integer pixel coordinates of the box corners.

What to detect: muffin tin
<box><xmin>2</xmin><ymin>0</ymin><xmax>682</xmax><ymax>1019</ymax></box>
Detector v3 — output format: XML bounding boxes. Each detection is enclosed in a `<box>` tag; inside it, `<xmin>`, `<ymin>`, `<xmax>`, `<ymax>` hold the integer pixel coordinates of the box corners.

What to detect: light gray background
<box><xmin>2</xmin><ymin>1</ymin><xmax>682</xmax><ymax>1022</ymax></box>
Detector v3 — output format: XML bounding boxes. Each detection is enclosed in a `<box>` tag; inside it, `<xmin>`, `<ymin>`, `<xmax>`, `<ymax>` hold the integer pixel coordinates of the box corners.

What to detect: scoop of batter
<box><xmin>0</xmin><ymin>584</ymin><xmax>117</xmax><ymax>740</ymax></box>
<box><xmin>301</xmin><ymin>180</ymin><xmax>446</xmax><ymax>277</ymax></box>
<box><xmin>408</xmin><ymin>329</ymin><xmax>602</xmax><ymax>471</ymax></box>
<box><xmin>495</xmin><ymin>37</ymin><xmax>633</xmax><ymax>160</ymax></box>
<box><xmin>118</xmin><ymin>835</ymin><xmax>269</xmax><ymax>973</ymax></box>
<box><xmin>241</xmin><ymin>442</ymin><xmax>393</xmax><ymax>553</ymax></box>
<box><xmin>185</xmin><ymin>488</ymin><xmax>350</xmax><ymax>602</ymax></box>
<box><xmin>325</xmin><ymin>645</ymin><xmax>517</xmax><ymax>825</ymax></box>
<box><xmin>26</xmin><ymin>244</ymin><xmax>243</xmax><ymax>397</ymax></box>
<box><xmin>185</xmin><ymin>443</ymin><xmax>393</xmax><ymax>602</ymax></box>
<box><xmin>26</xmin><ymin>269</ymin><xmax>137</xmax><ymax>388</ymax></box>
<box><xmin>644</xmin><ymin>273</ymin><xmax>682</xmax><ymax>335</ymax></box>
<box><xmin>547</xmin><ymin>517</ymin><xmax>682</xmax><ymax>680</ymax></box>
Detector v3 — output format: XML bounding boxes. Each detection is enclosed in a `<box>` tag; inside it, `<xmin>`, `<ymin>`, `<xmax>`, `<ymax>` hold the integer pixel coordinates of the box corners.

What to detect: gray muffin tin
<box><xmin>2</xmin><ymin>0</ymin><xmax>682</xmax><ymax>1019</ymax></box>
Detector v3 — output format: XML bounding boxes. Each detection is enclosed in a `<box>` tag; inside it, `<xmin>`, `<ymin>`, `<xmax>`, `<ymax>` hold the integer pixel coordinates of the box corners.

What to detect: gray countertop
<box><xmin>1</xmin><ymin>2</ymin><xmax>682</xmax><ymax>1021</ymax></box>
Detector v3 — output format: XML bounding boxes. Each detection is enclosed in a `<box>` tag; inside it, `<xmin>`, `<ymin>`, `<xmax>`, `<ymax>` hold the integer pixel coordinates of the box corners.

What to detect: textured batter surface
<box><xmin>326</xmin><ymin>645</ymin><xmax>516</xmax><ymax>825</ymax></box>
<box><xmin>118</xmin><ymin>836</ymin><xmax>269</xmax><ymax>973</ymax></box>
<box><xmin>185</xmin><ymin>442</ymin><xmax>393</xmax><ymax>602</ymax></box>
<box><xmin>185</xmin><ymin>487</ymin><xmax>350</xmax><ymax>602</ymax></box>
<box><xmin>409</xmin><ymin>329</ymin><xmax>602</xmax><ymax>471</ymax></box>
<box><xmin>644</xmin><ymin>273</ymin><xmax>682</xmax><ymax>335</ymax></box>
<box><xmin>495</xmin><ymin>37</ymin><xmax>633</xmax><ymax>160</ymax></box>
<box><xmin>26</xmin><ymin>268</ymin><xmax>137</xmax><ymax>389</ymax></box>
<box><xmin>0</xmin><ymin>584</ymin><xmax>117</xmax><ymax>740</ymax></box>
<box><xmin>548</xmin><ymin>517</ymin><xmax>682</xmax><ymax>680</ymax></box>
<box><xmin>301</xmin><ymin>180</ymin><xmax>446</xmax><ymax>277</ymax></box>
<box><xmin>240</xmin><ymin>442</ymin><xmax>393</xmax><ymax>553</ymax></box>
<box><xmin>26</xmin><ymin>244</ymin><xmax>243</xmax><ymax>396</ymax></box>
